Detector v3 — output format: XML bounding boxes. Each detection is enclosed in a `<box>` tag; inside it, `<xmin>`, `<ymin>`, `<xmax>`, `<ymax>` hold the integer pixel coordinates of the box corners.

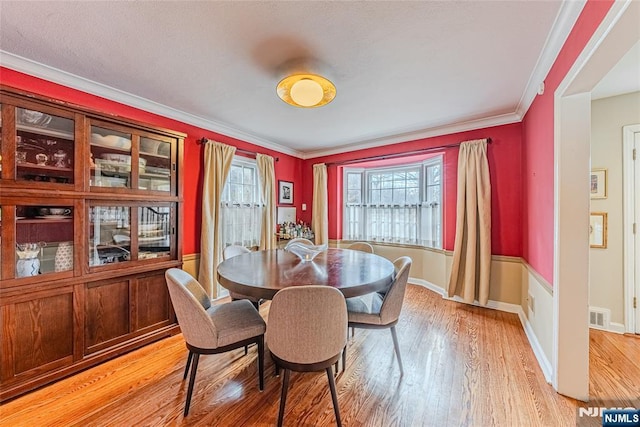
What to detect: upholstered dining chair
<box><xmin>165</xmin><ymin>268</ymin><xmax>265</xmax><ymax>416</ymax></box>
<box><xmin>347</xmin><ymin>241</ymin><xmax>374</xmax><ymax>253</ymax></box>
<box><xmin>222</xmin><ymin>245</ymin><xmax>261</xmax><ymax>310</ymax></box>
<box><xmin>343</xmin><ymin>256</ymin><xmax>412</xmax><ymax>375</ymax></box>
<box><xmin>267</xmin><ymin>285</ymin><xmax>348</xmax><ymax>427</ymax></box>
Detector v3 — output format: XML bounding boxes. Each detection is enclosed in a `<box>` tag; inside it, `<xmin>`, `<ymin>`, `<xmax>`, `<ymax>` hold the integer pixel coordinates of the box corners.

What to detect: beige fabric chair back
<box><xmin>348</xmin><ymin>242</ymin><xmax>374</xmax><ymax>253</ymax></box>
<box><xmin>379</xmin><ymin>257</ymin><xmax>412</xmax><ymax>325</ymax></box>
<box><xmin>267</xmin><ymin>285</ymin><xmax>347</xmax><ymax>365</ymax></box>
<box><xmin>166</xmin><ymin>268</ymin><xmax>219</xmax><ymax>349</ymax></box>
<box><xmin>223</xmin><ymin>244</ymin><xmax>251</xmax><ymax>260</ymax></box>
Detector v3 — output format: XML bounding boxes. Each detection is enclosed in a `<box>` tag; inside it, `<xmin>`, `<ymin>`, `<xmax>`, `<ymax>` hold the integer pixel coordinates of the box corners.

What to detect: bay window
<box><xmin>343</xmin><ymin>156</ymin><xmax>442</xmax><ymax>248</ymax></box>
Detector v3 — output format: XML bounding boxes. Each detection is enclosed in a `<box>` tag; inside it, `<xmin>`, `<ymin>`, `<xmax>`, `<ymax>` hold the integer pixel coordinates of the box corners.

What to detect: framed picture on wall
<box><xmin>590</xmin><ymin>168</ymin><xmax>607</xmax><ymax>199</ymax></box>
<box><xmin>278</xmin><ymin>180</ymin><xmax>294</xmax><ymax>205</ymax></box>
<box><xmin>589</xmin><ymin>212</ymin><xmax>607</xmax><ymax>248</ymax></box>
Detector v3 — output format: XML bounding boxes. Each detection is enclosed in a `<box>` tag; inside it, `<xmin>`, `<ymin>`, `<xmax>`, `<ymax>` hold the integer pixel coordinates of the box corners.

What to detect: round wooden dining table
<box><xmin>217</xmin><ymin>248</ymin><xmax>395</xmax><ymax>300</ymax></box>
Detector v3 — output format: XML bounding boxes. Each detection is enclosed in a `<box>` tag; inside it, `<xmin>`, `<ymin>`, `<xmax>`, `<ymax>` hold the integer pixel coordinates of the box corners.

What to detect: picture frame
<box><xmin>590</xmin><ymin>168</ymin><xmax>607</xmax><ymax>199</ymax></box>
<box><xmin>278</xmin><ymin>180</ymin><xmax>294</xmax><ymax>205</ymax></box>
<box><xmin>589</xmin><ymin>212</ymin><xmax>607</xmax><ymax>248</ymax></box>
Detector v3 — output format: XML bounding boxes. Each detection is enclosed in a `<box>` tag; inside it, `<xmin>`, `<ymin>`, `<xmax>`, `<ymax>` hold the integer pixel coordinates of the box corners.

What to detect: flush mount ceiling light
<box><xmin>277</xmin><ymin>73</ymin><xmax>336</xmax><ymax>108</ymax></box>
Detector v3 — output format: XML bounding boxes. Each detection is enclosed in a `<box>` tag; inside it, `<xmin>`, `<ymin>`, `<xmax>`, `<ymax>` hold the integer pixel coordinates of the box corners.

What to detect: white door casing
<box><xmin>623</xmin><ymin>124</ymin><xmax>640</xmax><ymax>333</ymax></box>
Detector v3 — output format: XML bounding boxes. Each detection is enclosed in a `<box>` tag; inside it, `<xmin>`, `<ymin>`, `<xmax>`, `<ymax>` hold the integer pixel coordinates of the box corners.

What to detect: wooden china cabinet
<box><xmin>0</xmin><ymin>87</ymin><xmax>184</xmax><ymax>402</ymax></box>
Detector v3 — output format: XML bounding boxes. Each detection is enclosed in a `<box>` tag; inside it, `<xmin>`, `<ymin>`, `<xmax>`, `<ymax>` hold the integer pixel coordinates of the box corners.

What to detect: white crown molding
<box><xmin>515</xmin><ymin>0</ymin><xmax>587</xmax><ymax>119</ymax></box>
<box><xmin>302</xmin><ymin>112</ymin><xmax>521</xmax><ymax>159</ymax></box>
<box><xmin>0</xmin><ymin>51</ymin><xmax>304</xmax><ymax>159</ymax></box>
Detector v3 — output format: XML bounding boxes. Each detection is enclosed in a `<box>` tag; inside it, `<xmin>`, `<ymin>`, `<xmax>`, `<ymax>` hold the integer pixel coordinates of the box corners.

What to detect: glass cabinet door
<box><xmin>88</xmin><ymin>205</ymin><xmax>131</xmax><ymax>267</ymax></box>
<box><xmin>90</xmin><ymin>126</ymin><xmax>132</xmax><ymax>189</ymax></box>
<box><xmin>15</xmin><ymin>204</ymin><xmax>75</xmax><ymax>277</ymax></box>
<box><xmin>16</xmin><ymin>107</ymin><xmax>75</xmax><ymax>184</ymax></box>
<box><xmin>138</xmin><ymin>205</ymin><xmax>171</xmax><ymax>260</ymax></box>
<box><xmin>139</xmin><ymin>137</ymin><xmax>171</xmax><ymax>192</ymax></box>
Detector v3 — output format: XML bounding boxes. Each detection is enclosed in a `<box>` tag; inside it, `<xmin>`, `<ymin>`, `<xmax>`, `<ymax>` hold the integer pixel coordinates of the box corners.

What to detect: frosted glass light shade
<box><xmin>277</xmin><ymin>74</ymin><xmax>336</xmax><ymax>108</ymax></box>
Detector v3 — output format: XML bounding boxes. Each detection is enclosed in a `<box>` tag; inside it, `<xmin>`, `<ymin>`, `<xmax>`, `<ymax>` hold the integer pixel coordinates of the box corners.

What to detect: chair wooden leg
<box><xmin>350</xmin><ymin>327</ymin><xmax>354</xmax><ymax>338</ymax></box>
<box><xmin>184</xmin><ymin>353</ymin><xmax>200</xmax><ymax>416</ymax></box>
<box><xmin>326</xmin><ymin>366</ymin><xmax>342</xmax><ymax>427</ymax></box>
<box><xmin>257</xmin><ymin>336</ymin><xmax>265</xmax><ymax>391</ymax></box>
<box><xmin>244</xmin><ymin>345</ymin><xmax>248</xmax><ymax>355</ymax></box>
<box><xmin>277</xmin><ymin>368</ymin><xmax>290</xmax><ymax>427</ymax></box>
<box><xmin>342</xmin><ymin>344</ymin><xmax>347</xmax><ymax>372</ymax></box>
<box><xmin>390</xmin><ymin>326</ymin><xmax>404</xmax><ymax>375</ymax></box>
<box><xmin>183</xmin><ymin>351</ymin><xmax>193</xmax><ymax>380</ymax></box>
<box><xmin>275</xmin><ymin>363</ymin><xmax>280</xmax><ymax>376</ymax></box>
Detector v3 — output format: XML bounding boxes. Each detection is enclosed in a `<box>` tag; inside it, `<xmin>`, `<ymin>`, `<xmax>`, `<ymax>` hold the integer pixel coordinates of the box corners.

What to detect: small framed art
<box><xmin>278</xmin><ymin>180</ymin><xmax>293</xmax><ymax>205</ymax></box>
<box><xmin>589</xmin><ymin>212</ymin><xmax>607</xmax><ymax>248</ymax></box>
<box><xmin>590</xmin><ymin>168</ymin><xmax>607</xmax><ymax>199</ymax></box>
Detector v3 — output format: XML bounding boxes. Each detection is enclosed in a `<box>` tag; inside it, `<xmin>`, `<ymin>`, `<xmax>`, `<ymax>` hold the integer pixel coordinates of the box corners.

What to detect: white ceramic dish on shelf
<box><xmin>140</xmin><ymin>138</ymin><xmax>161</xmax><ymax>154</ymax></box>
<box><xmin>91</xmin><ymin>133</ymin><xmax>132</xmax><ymax>150</ymax></box>
<box><xmin>35</xmin><ymin>215</ymin><xmax>72</xmax><ymax>219</ymax></box>
<box><xmin>93</xmin><ymin>176</ymin><xmax>128</xmax><ymax>187</ymax></box>
<box><xmin>145</xmin><ymin>166</ymin><xmax>171</xmax><ymax>175</ymax></box>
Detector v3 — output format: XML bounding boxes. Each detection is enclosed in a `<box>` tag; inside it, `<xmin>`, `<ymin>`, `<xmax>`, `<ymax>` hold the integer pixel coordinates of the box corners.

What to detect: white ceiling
<box><xmin>0</xmin><ymin>1</ymin><xmax>592</xmax><ymax>158</ymax></box>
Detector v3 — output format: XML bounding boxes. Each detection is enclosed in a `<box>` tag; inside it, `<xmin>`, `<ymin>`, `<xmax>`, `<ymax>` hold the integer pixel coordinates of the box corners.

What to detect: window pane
<box><xmin>380</xmin><ymin>189</ymin><xmax>392</xmax><ymax>204</ymax></box>
<box><xmin>347</xmin><ymin>189</ymin><xmax>361</xmax><ymax>204</ymax></box>
<box><xmin>243</xmin><ymin>166</ymin><xmax>253</xmax><ymax>185</ymax></box>
<box><xmin>243</xmin><ymin>184</ymin><xmax>253</xmax><ymax>203</ymax></box>
<box><xmin>347</xmin><ymin>173</ymin><xmax>361</xmax><ymax>190</ymax></box>
<box><xmin>229</xmin><ymin>166</ymin><xmax>242</xmax><ymax>184</ymax></box>
<box><xmin>427</xmin><ymin>185</ymin><xmax>441</xmax><ymax>203</ymax></box>
<box><xmin>229</xmin><ymin>183</ymin><xmax>241</xmax><ymax>202</ymax></box>
<box><xmin>427</xmin><ymin>165</ymin><xmax>441</xmax><ymax>185</ymax></box>
<box><xmin>407</xmin><ymin>188</ymin><xmax>420</xmax><ymax>203</ymax></box>
<box><xmin>392</xmin><ymin>188</ymin><xmax>406</xmax><ymax>204</ymax></box>
<box><xmin>370</xmin><ymin>190</ymin><xmax>380</xmax><ymax>204</ymax></box>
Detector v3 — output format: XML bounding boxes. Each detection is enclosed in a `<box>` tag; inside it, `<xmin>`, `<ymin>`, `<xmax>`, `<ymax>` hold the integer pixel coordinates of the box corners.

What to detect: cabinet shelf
<box><xmin>17</xmin><ymin>124</ymin><xmax>74</xmax><ymax>140</ymax></box>
<box><xmin>140</xmin><ymin>151</ymin><xmax>170</xmax><ymax>160</ymax></box>
<box><xmin>90</xmin><ymin>143</ymin><xmax>130</xmax><ymax>153</ymax></box>
<box><xmin>17</xmin><ymin>218</ymin><xmax>73</xmax><ymax>224</ymax></box>
<box><xmin>17</xmin><ymin>163</ymin><xmax>73</xmax><ymax>174</ymax></box>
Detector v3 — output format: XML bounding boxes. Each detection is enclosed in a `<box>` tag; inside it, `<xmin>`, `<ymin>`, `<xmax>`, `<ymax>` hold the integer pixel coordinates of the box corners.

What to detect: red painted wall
<box><xmin>0</xmin><ymin>67</ymin><xmax>304</xmax><ymax>255</ymax></box>
<box><xmin>521</xmin><ymin>0</ymin><xmax>613</xmax><ymax>283</ymax></box>
<box><xmin>302</xmin><ymin>123</ymin><xmax>523</xmax><ymax>256</ymax></box>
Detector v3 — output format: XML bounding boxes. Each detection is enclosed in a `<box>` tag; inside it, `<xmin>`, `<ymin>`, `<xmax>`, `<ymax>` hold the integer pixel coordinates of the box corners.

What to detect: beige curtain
<box><xmin>256</xmin><ymin>153</ymin><xmax>276</xmax><ymax>250</ymax></box>
<box><xmin>312</xmin><ymin>163</ymin><xmax>328</xmax><ymax>245</ymax></box>
<box><xmin>198</xmin><ymin>141</ymin><xmax>236</xmax><ymax>297</ymax></box>
<box><xmin>447</xmin><ymin>139</ymin><xmax>492</xmax><ymax>305</ymax></box>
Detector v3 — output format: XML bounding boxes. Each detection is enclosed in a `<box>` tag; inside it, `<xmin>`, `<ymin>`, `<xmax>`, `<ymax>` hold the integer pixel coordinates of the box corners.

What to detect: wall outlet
<box><xmin>528</xmin><ymin>294</ymin><xmax>535</xmax><ymax>314</ymax></box>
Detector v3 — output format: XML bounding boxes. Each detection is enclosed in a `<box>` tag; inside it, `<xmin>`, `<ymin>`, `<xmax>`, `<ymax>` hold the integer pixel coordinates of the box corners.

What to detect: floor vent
<box><xmin>589</xmin><ymin>307</ymin><xmax>610</xmax><ymax>330</ymax></box>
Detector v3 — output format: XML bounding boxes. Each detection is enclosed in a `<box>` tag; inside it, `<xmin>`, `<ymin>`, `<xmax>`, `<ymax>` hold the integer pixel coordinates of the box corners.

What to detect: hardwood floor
<box><xmin>1</xmin><ymin>285</ymin><xmax>637</xmax><ymax>426</ymax></box>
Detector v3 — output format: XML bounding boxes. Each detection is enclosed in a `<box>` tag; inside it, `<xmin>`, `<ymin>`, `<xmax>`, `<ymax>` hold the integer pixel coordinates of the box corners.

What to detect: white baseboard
<box><xmin>589</xmin><ymin>322</ymin><xmax>626</xmax><ymax>334</ymax></box>
<box><xmin>517</xmin><ymin>309</ymin><xmax>553</xmax><ymax>383</ymax></box>
<box><xmin>409</xmin><ymin>277</ymin><xmax>553</xmax><ymax>383</ymax></box>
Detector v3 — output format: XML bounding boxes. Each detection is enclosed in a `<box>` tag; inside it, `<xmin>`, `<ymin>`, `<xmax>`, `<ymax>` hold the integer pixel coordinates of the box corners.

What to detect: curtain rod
<box><xmin>325</xmin><ymin>138</ymin><xmax>492</xmax><ymax>167</ymax></box>
<box><xmin>197</xmin><ymin>137</ymin><xmax>279</xmax><ymax>162</ymax></box>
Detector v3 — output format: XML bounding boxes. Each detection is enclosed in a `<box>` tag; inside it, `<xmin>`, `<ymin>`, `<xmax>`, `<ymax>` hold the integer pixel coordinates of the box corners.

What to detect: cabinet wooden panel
<box><xmin>133</xmin><ymin>272</ymin><xmax>172</xmax><ymax>332</ymax></box>
<box><xmin>85</xmin><ymin>279</ymin><xmax>130</xmax><ymax>353</ymax></box>
<box><xmin>1</xmin><ymin>288</ymin><xmax>74</xmax><ymax>381</ymax></box>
